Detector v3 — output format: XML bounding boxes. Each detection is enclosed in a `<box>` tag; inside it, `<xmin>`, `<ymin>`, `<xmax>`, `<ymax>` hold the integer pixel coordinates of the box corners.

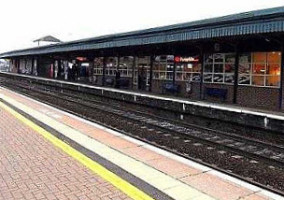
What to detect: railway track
<box><xmin>49</xmin><ymin>87</ymin><xmax>284</xmax><ymax>166</ymax></box>
<box><xmin>1</xmin><ymin>80</ymin><xmax>284</xmax><ymax>196</ymax></box>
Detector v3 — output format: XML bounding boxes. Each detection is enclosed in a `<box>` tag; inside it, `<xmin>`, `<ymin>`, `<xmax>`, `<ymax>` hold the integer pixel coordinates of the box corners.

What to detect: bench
<box><xmin>105</xmin><ymin>78</ymin><xmax>114</xmax><ymax>86</ymax></box>
<box><xmin>205</xmin><ymin>87</ymin><xmax>227</xmax><ymax>101</ymax></box>
<box><xmin>162</xmin><ymin>82</ymin><xmax>180</xmax><ymax>95</ymax></box>
<box><xmin>118</xmin><ymin>79</ymin><xmax>130</xmax><ymax>88</ymax></box>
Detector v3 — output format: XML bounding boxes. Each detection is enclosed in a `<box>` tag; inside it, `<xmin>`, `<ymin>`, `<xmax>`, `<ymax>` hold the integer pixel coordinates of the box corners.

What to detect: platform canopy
<box><xmin>33</xmin><ymin>35</ymin><xmax>62</xmax><ymax>43</ymax></box>
<box><xmin>1</xmin><ymin>6</ymin><xmax>284</xmax><ymax>58</ymax></box>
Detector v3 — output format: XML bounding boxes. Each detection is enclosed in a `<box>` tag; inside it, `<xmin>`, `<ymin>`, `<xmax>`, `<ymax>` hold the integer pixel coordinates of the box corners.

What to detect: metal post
<box><xmin>24</xmin><ymin>58</ymin><xmax>27</xmax><ymax>72</ymax></box>
<box><xmin>116</xmin><ymin>56</ymin><xmax>120</xmax><ymax>88</ymax></box>
<box><xmin>16</xmin><ymin>59</ymin><xmax>19</xmax><ymax>73</ymax></box>
<box><xmin>102</xmin><ymin>57</ymin><xmax>106</xmax><ymax>86</ymax></box>
<box><xmin>279</xmin><ymin>42</ymin><xmax>284</xmax><ymax>110</ymax></box>
<box><xmin>149</xmin><ymin>55</ymin><xmax>154</xmax><ymax>92</ymax></box>
<box><xmin>89</xmin><ymin>57</ymin><xmax>94</xmax><ymax>83</ymax></box>
<box><xmin>199</xmin><ymin>48</ymin><xmax>204</xmax><ymax>100</ymax></box>
<box><xmin>31</xmin><ymin>58</ymin><xmax>34</xmax><ymax>75</ymax></box>
<box><xmin>132</xmin><ymin>56</ymin><xmax>136</xmax><ymax>89</ymax></box>
<box><xmin>52</xmin><ymin>57</ymin><xmax>55</xmax><ymax>78</ymax></box>
<box><xmin>117</xmin><ymin>56</ymin><xmax>120</xmax><ymax>71</ymax></box>
<box><xmin>172</xmin><ymin>47</ymin><xmax>176</xmax><ymax>86</ymax></box>
<box><xmin>233</xmin><ymin>45</ymin><xmax>240</xmax><ymax>104</ymax></box>
<box><xmin>173</xmin><ymin>56</ymin><xmax>176</xmax><ymax>85</ymax></box>
<box><xmin>58</xmin><ymin>60</ymin><xmax>62</xmax><ymax>79</ymax></box>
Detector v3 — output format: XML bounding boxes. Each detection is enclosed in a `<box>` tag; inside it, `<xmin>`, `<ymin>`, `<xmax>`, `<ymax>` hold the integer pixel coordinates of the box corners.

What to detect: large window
<box><xmin>93</xmin><ymin>57</ymin><xmax>104</xmax><ymax>75</ymax></box>
<box><xmin>153</xmin><ymin>55</ymin><xmax>174</xmax><ymax>80</ymax></box>
<box><xmin>119</xmin><ymin>56</ymin><xmax>134</xmax><ymax>77</ymax></box>
<box><xmin>105</xmin><ymin>57</ymin><xmax>117</xmax><ymax>76</ymax></box>
<box><xmin>203</xmin><ymin>53</ymin><xmax>235</xmax><ymax>84</ymax></box>
<box><xmin>238</xmin><ymin>52</ymin><xmax>281</xmax><ymax>87</ymax></box>
<box><xmin>175</xmin><ymin>56</ymin><xmax>201</xmax><ymax>82</ymax></box>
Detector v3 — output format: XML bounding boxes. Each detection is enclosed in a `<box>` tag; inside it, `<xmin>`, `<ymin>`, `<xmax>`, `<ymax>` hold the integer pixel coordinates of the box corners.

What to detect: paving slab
<box><xmin>0</xmin><ymin>103</ymin><xmax>131</xmax><ymax>200</ymax></box>
<box><xmin>181</xmin><ymin>173</ymin><xmax>253</xmax><ymax>200</ymax></box>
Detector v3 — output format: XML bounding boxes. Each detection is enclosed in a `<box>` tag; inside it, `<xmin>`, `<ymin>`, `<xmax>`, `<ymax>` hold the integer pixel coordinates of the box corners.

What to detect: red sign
<box><xmin>174</xmin><ymin>56</ymin><xmax>199</xmax><ymax>63</ymax></box>
<box><xmin>76</xmin><ymin>57</ymin><xmax>87</xmax><ymax>61</ymax></box>
<box><xmin>174</xmin><ymin>56</ymin><xmax>180</xmax><ymax>62</ymax></box>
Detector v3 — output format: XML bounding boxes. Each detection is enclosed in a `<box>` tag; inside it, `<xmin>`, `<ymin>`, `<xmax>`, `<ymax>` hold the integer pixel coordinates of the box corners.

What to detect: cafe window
<box><xmin>238</xmin><ymin>52</ymin><xmax>281</xmax><ymax>87</ymax></box>
<box><xmin>175</xmin><ymin>56</ymin><xmax>201</xmax><ymax>82</ymax></box>
<box><xmin>153</xmin><ymin>55</ymin><xmax>174</xmax><ymax>80</ymax></box>
<box><xmin>203</xmin><ymin>53</ymin><xmax>235</xmax><ymax>84</ymax></box>
<box><xmin>119</xmin><ymin>56</ymin><xmax>134</xmax><ymax>77</ymax></box>
<box><xmin>93</xmin><ymin>57</ymin><xmax>104</xmax><ymax>75</ymax></box>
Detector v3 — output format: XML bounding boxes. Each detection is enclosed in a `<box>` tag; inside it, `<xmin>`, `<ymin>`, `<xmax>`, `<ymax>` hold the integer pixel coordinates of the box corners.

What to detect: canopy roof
<box><xmin>33</xmin><ymin>35</ymin><xmax>61</xmax><ymax>43</ymax></box>
<box><xmin>1</xmin><ymin>6</ymin><xmax>284</xmax><ymax>58</ymax></box>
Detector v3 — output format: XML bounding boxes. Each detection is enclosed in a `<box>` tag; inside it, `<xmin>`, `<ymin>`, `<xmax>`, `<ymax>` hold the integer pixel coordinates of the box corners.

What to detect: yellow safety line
<box><xmin>0</xmin><ymin>101</ymin><xmax>155</xmax><ymax>200</ymax></box>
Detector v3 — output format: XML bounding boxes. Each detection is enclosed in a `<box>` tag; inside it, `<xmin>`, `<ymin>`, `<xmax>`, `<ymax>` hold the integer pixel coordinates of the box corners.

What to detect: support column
<box><xmin>132</xmin><ymin>56</ymin><xmax>136</xmax><ymax>89</ymax></box>
<box><xmin>173</xmin><ymin>61</ymin><xmax>176</xmax><ymax>85</ymax></box>
<box><xmin>89</xmin><ymin>58</ymin><xmax>94</xmax><ymax>83</ymax></box>
<box><xmin>279</xmin><ymin>42</ymin><xmax>284</xmax><ymax>110</ymax></box>
<box><xmin>58</xmin><ymin>60</ymin><xmax>62</xmax><ymax>79</ymax></box>
<box><xmin>102</xmin><ymin>57</ymin><xmax>106</xmax><ymax>86</ymax></box>
<box><xmin>31</xmin><ymin>58</ymin><xmax>34</xmax><ymax>75</ymax></box>
<box><xmin>16</xmin><ymin>59</ymin><xmax>19</xmax><ymax>73</ymax></box>
<box><xmin>116</xmin><ymin>56</ymin><xmax>120</xmax><ymax>88</ymax></box>
<box><xmin>52</xmin><ymin>57</ymin><xmax>56</xmax><ymax>78</ymax></box>
<box><xmin>199</xmin><ymin>47</ymin><xmax>204</xmax><ymax>100</ymax></box>
<box><xmin>172</xmin><ymin>48</ymin><xmax>176</xmax><ymax>85</ymax></box>
<box><xmin>117</xmin><ymin>56</ymin><xmax>120</xmax><ymax>71</ymax></box>
<box><xmin>24</xmin><ymin>58</ymin><xmax>27</xmax><ymax>73</ymax></box>
<box><xmin>149</xmin><ymin>55</ymin><xmax>154</xmax><ymax>92</ymax></box>
<box><xmin>233</xmin><ymin>45</ymin><xmax>240</xmax><ymax>104</ymax></box>
<box><xmin>18</xmin><ymin>59</ymin><xmax>21</xmax><ymax>73</ymax></box>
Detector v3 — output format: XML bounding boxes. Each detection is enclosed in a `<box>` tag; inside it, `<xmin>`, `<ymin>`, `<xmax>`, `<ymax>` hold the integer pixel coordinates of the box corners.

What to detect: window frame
<box><xmin>238</xmin><ymin>52</ymin><xmax>281</xmax><ymax>88</ymax></box>
<box><xmin>175</xmin><ymin>56</ymin><xmax>201</xmax><ymax>82</ymax></box>
<box><xmin>119</xmin><ymin>56</ymin><xmax>134</xmax><ymax>78</ymax></box>
<box><xmin>93</xmin><ymin>57</ymin><xmax>104</xmax><ymax>76</ymax></box>
<box><xmin>153</xmin><ymin>55</ymin><xmax>174</xmax><ymax>80</ymax></box>
<box><xmin>203</xmin><ymin>53</ymin><xmax>235</xmax><ymax>85</ymax></box>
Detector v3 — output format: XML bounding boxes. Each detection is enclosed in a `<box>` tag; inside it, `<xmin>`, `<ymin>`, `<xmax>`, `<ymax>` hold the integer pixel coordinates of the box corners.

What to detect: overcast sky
<box><xmin>0</xmin><ymin>0</ymin><xmax>283</xmax><ymax>53</ymax></box>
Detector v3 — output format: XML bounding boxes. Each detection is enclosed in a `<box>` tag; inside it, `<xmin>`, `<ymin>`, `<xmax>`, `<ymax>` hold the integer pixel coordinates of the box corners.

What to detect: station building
<box><xmin>1</xmin><ymin>7</ymin><xmax>284</xmax><ymax>110</ymax></box>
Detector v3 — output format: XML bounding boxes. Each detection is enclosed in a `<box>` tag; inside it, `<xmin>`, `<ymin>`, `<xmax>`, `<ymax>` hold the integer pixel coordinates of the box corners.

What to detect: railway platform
<box><xmin>0</xmin><ymin>87</ymin><xmax>282</xmax><ymax>200</ymax></box>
